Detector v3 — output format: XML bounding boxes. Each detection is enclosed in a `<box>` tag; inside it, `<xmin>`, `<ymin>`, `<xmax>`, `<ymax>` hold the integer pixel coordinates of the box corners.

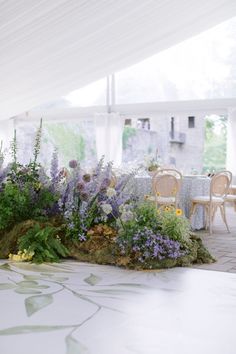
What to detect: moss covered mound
<box><xmin>67</xmin><ymin>231</ymin><xmax>215</xmax><ymax>270</ymax></box>
<box><xmin>0</xmin><ymin>220</ymin><xmax>215</xmax><ymax>270</ymax></box>
<box><xmin>0</xmin><ymin>220</ymin><xmax>39</xmax><ymax>258</ymax></box>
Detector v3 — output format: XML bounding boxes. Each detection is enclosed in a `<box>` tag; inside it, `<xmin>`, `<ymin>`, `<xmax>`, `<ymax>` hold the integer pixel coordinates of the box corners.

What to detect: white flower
<box><xmin>119</xmin><ymin>205</ymin><xmax>124</xmax><ymax>213</ymax></box>
<box><xmin>106</xmin><ymin>187</ymin><xmax>116</xmax><ymax>198</ymax></box>
<box><xmin>121</xmin><ymin>210</ymin><xmax>134</xmax><ymax>222</ymax></box>
<box><xmin>101</xmin><ymin>203</ymin><xmax>113</xmax><ymax>215</ymax></box>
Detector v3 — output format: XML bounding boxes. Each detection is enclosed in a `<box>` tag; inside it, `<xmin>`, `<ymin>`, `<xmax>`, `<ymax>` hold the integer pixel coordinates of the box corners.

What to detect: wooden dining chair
<box><xmin>225</xmin><ymin>185</ymin><xmax>236</xmax><ymax>211</ymax></box>
<box><xmin>190</xmin><ymin>170</ymin><xmax>232</xmax><ymax>234</ymax></box>
<box><xmin>146</xmin><ymin>168</ymin><xmax>182</xmax><ymax>208</ymax></box>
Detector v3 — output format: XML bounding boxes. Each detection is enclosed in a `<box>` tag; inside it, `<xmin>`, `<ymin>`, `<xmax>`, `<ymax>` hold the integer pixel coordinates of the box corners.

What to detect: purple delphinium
<box><xmin>117</xmin><ymin>227</ymin><xmax>185</xmax><ymax>263</ymax></box>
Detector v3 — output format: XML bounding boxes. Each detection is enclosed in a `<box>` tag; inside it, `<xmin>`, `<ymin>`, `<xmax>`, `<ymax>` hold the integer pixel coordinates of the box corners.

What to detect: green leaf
<box><xmin>84</xmin><ymin>274</ymin><xmax>102</xmax><ymax>286</ymax></box>
<box><xmin>23</xmin><ymin>275</ymin><xmax>43</xmax><ymax>281</ymax></box>
<box><xmin>0</xmin><ymin>283</ymin><xmax>15</xmax><ymax>290</ymax></box>
<box><xmin>15</xmin><ymin>288</ymin><xmax>42</xmax><ymax>295</ymax></box>
<box><xmin>18</xmin><ymin>280</ymin><xmax>49</xmax><ymax>289</ymax></box>
<box><xmin>88</xmin><ymin>289</ymin><xmax>138</xmax><ymax>295</ymax></box>
<box><xmin>0</xmin><ymin>325</ymin><xmax>71</xmax><ymax>336</ymax></box>
<box><xmin>66</xmin><ymin>335</ymin><xmax>89</xmax><ymax>354</ymax></box>
<box><xmin>51</xmin><ymin>277</ymin><xmax>69</xmax><ymax>282</ymax></box>
<box><xmin>110</xmin><ymin>283</ymin><xmax>148</xmax><ymax>288</ymax></box>
<box><xmin>0</xmin><ymin>263</ymin><xmax>12</xmax><ymax>271</ymax></box>
<box><xmin>17</xmin><ymin>281</ymin><xmax>38</xmax><ymax>287</ymax></box>
<box><xmin>25</xmin><ymin>294</ymin><xmax>53</xmax><ymax>316</ymax></box>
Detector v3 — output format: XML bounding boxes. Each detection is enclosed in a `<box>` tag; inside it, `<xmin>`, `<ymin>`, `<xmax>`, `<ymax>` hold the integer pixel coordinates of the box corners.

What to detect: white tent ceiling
<box><xmin>1</xmin><ymin>0</ymin><xmax>236</xmax><ymax>120</ymax></box>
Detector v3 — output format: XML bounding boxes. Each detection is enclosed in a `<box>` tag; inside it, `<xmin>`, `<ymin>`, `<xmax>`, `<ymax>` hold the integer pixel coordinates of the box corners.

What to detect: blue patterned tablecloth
<box><xmin>127</xmin><ymin>176</ymin><xmax>210</xmax><ymax>230</ymax></box>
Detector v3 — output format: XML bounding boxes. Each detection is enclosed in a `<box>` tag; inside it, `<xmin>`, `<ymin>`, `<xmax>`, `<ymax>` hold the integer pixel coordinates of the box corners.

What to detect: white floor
<box><xmin>0</xmin><ymin>260</ymin><xmax>236</xmax><ymax>354</ymax></box>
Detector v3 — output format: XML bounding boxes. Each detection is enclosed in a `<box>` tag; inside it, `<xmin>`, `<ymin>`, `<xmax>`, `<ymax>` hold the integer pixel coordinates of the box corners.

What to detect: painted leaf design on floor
<box><xmin>25</xmin><ymin>294</ymin><xmax>53</xmax><ymax>316</ymax></box>
<box><xmin>0</xmin><ymin>325</ymin><xmax>71</xmax><ymax>335</ymax></box>
<box><xmin>0</xmin><ymin>283</ymin><xmax>15</xmax><ymax>290</ymax></box>
<box><xmin>50</xmin><ymin>277</ymin><xmax>69</xmax><ymax>282</ymax></box>
<box><xmin>66</xmin><ymin>335</ymin><xmax>89</xmax><ymax>354</ymax></box>
<box><xmin>88</xmin><ymin>288</ymin><xmax>139</xmax><ymax>295</ymax></box>
<box><xmin>15</xmin><ymin>288</ymin><xmax>42</xmax><ymax>295</ymax></box>
<box><xmin>18</xmin><ymin>280</ymin><xmax>39</xmax><ymax>287</ymax></box>
<box><xmin>84</xmin><ymin>274</ymin><xmax>102</xmax><ymax>286</ymax></box>
<box><xmin>0</xmin><ymin>263</ymin><xmax>12</xmax><ymax>271</ymax></box>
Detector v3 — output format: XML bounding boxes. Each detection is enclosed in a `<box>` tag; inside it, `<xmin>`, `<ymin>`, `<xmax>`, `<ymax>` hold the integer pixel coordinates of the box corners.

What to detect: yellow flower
<box><xmin>12</xmin><ymin>254</ymin><xmax>22</xmax><ymax>262</ymax></box>
<box><xmin>164</xmin><ymin>206</ymin><xmax>171</xmax><ymax>212</ymax></box>
<box><xmin>171</xmin><ymin>188</ymin><xmax>177</xmax><ymax>195</ymax></box>
<box><xmin>8</xmin><ymin>249</ymin><xmax>34</xmax><ymax>262</ymax></box>
<box><xmin>176</xmin><ymin>209</ymin><xmax>183</xmax><ymax>216</ymax></box>
<box><xmin>156</xmin><ymin>192</ymin><xmax>161</xmax><ymax>197</ymax></box>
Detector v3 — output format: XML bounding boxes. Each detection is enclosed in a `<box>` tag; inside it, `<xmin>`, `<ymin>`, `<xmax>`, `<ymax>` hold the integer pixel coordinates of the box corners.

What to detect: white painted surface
<box><xmin>0</xmin><ymin>261</ymin><xmax>236</xmax><ymax>354</ymax></box>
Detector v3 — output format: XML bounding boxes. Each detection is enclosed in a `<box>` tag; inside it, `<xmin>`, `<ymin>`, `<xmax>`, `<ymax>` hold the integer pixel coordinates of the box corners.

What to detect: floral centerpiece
<box><xmin>144</xmin><ymin>154</ymin><xmax>162</xmax><ymax>176</ymax></box>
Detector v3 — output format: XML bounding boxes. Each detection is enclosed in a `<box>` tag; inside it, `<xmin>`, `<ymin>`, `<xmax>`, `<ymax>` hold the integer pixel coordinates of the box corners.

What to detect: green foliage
<box><xmin>119</xmin><ymin>202</ymin><xmax>161</xmax><ymax>242</ymax></box>
<box><xmin>0</xmin><ymin>182</ymin><xmax>56</xmax><ymax>230</ymax></box>
<box><xmin>45</xmin><ymin>123</ymin><xmax>86</xmax><ymax>165</ymax></box>
<box><xmin>18</xmin><ymin>224</ymin><xmax>69</xmax><ymax>263</ymax></box>
<box><xmin>159</xmin><ymin>208</ymin><xmax>190</xmax><ymax>243</ymax></box>
<box><xmin>0</xmin><ymin>120</ymin><xmax>58</xmax><ymax>230</ymax></box>
<box><xmin>203</xmin><ymin>116</ymin><xmax>227</xmax><ymax>173</ymax></box>
<box><xmin>122</xmin><ymin>126</ymin><xmax>137</xmax><ymax>149</ymax></box>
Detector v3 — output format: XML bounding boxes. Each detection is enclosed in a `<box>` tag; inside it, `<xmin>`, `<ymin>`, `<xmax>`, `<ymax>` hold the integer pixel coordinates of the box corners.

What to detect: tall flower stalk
<box><xmin>32</xmin><ymin>118</ymin><xmax>43</xmax><ymax>170</ymax></box>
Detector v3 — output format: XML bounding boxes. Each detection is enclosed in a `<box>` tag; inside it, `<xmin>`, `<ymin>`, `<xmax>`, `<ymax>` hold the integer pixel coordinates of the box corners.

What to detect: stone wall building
<box><xmin>122</xmin><ymin>110</ymin><xmax>205</xmax><ymax>174</ymax></box>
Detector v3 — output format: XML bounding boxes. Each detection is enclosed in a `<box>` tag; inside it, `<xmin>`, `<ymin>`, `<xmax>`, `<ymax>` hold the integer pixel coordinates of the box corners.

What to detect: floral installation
<box><xmin>0</xmin><ymin>121</ymin><xmax>214</xmax><ymax>268</ymax></box>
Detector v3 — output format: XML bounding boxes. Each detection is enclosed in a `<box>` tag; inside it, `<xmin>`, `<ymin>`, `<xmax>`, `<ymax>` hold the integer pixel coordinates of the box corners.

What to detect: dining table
<box><xmin>126</xmin><ymin>174</ymin><xmax>211</xmax><ymax>230</ymax></box>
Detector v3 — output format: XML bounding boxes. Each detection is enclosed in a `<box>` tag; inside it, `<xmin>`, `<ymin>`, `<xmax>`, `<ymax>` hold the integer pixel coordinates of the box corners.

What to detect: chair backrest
<box><xmin>210</xmin><ymin>170</ymin><xmax>232</xmax><ymax>199</ymax></box>
<box><xmin>152</xmin><ymin>168</ymin><xmax>182</xmax><ymax>198</ymax></box>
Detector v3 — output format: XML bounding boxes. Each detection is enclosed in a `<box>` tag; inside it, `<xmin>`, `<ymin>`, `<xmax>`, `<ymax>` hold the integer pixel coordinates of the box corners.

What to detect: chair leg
<box><xmin>212</xmin><ymin>205</ymin><xmax>217</xmax><ymax>222</ymax></box>
<box><xmin>189</xmin><ymin>203</ymin><xmax>197</xmax><ymax>222</ymax></box>
<box><xmin>203</xmin><ymin>204</ymin><xmax>210</xmax><ymax>230</ymax></box>
<box><xmin>209</xmin><ymin>204</ymin><xmax>213</xmax><ymax>234</ymax></box>
<box><xmin>220</xmin><ymin>204</ymin><xmax>230</xmax><ymax>233</ymax></box>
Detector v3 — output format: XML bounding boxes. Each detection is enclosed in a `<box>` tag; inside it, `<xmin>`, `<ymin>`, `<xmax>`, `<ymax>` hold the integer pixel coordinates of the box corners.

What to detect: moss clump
<box><xmin>0</xmin><ymin>221</ymin><xmax>214</xmax><ymax>270</ymax></box>
<box><xmin>66</xmin><ymin>230</ymin><xmax>214</xmax><ymax>270</ymax></box>
<box><xmin>0</xmin><ymin>218</ymin><xmax>65</xmax><ymax>259</ymax></box>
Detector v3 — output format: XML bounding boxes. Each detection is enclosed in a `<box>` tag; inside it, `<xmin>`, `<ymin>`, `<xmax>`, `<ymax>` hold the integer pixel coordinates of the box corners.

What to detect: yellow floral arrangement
<box><xmin>9</xmin><ymin>249</ymin><xmax>35</xmax><ymax>262</ymax></box>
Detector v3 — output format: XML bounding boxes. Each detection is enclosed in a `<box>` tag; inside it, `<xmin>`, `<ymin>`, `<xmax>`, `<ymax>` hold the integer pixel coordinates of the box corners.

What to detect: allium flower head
<box><xmin>83</xmin><ymin>173</ymin><xmax>91</xmax><ymax>183</ymax></box>
<box><xmin>69</xmin><ymin>160</ymin><xmax>78</xmax><ymax>169</ymax></box>
<box><xmin>106</xmin><ymin>187</ymin><xmax>116</xmax><ymax>198</ymax></box>
<box><xmin>77</xmin><ymin>181</ymin><xmax>85</xmax><ymax>191</ymax></box>
<box><xmin>101</xmin><ymin>203</ymin><xmax>112</xmax><ymax>215</ymax></box>
<box><xmin>80</xmin><ymin>192</ymin><xmax>89</xmax><ymax>201</ymax></box>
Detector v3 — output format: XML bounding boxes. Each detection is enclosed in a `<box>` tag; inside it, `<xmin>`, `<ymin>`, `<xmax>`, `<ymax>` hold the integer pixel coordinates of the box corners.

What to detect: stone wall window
<box><xmin>137</xmin><ymin>118</ymin><xmax>150</xmax><ymax>130</ymax></box>
<box><xmin>124</xmin><ymin>118</ymin><xmax>132</xmax><ymax>126</ymax></box>
<box><xmin>188</xmin><ymin>116</ymin><xmax>195</xmax><ymax>128</ymax></box>
<box><xmin>171</xmin><ymin>117</ymin><xmax>175</xmax><ymax>138</ymax></box>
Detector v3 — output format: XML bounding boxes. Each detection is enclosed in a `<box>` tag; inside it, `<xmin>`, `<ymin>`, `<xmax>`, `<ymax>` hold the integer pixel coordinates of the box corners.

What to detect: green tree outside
<box><xmin>203</xmin><ymin>115</ymin><xmax>227</xmax><ymax>173</ymax></box>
